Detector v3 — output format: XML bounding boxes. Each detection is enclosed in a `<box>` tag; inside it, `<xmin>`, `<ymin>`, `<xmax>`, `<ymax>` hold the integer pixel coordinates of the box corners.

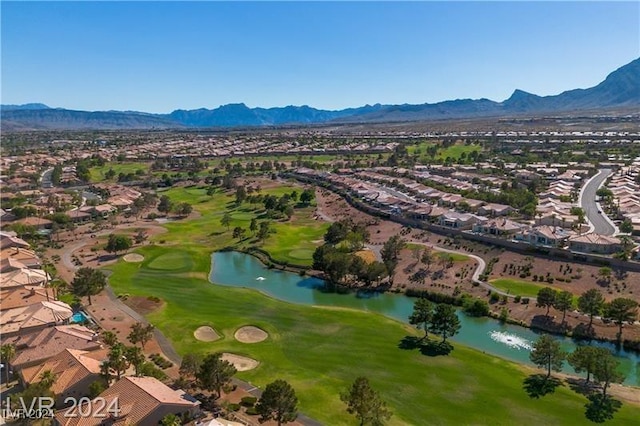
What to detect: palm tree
<box><xmin>1</xmin><ymin>344</ymin><xmax>16</xmax><ymax>384</ymax></box>
<box><xmin>39</xmin><ymin>370</ymin><xmax>57</xmax><ymax>390</ymax></box>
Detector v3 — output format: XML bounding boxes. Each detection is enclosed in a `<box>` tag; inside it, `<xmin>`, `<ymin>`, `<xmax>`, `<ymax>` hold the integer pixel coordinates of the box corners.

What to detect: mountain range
<box><xmin>2</xmin><ymin>58</ymin><xmax>638</xmax><ymax>131</ymax></box>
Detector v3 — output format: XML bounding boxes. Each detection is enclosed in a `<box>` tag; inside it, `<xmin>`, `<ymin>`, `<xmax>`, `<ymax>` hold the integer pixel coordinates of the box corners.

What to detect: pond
<box><xmin>210</xmin><ymin>251</ymin><xmax>640</xmax><ymax>386</ymax></box>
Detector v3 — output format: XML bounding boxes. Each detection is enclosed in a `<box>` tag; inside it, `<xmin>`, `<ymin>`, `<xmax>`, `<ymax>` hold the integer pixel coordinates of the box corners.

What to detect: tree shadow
<box><xmin>566</xmin><ymin>377</ymin><xmax>599</xmax><ymax>397</ymax></box>
<box><xmin>522</xmin><ymin>374</ymin><xmax>562</xmax><ymax>399</ymax></box>
<box><xmin>573</xmin><ymin>323</ymin><xmax>595</xmax><ymax>340</ymax></box>
<box><xmin>584</xmin><ymin>394</ymin><xmax>622</xmax><ymax>423</ymax></box>
<box><xmin>398</xmin><ymin>336</ymin><xmax>422</xmax><ymax>350</ymax></box>
<box><xmin>419</xmin><ymin>340</ymin><xmax>453</xmax><ymax>356</ymax></box>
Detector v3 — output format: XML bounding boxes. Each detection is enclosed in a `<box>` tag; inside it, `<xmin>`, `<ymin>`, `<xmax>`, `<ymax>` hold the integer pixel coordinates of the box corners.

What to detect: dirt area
<box><xmin>221</xmin><ymin>353</ymin><xmax>259</xmax><ymax>371</ymax></box>
<box><xmin>122</xmin><ymin>295</ymin><xmax>164</xmax><ymax>316</ymax></box>
<box><xmin>314</xmin><ymin>189</ymin><xmax>640</xmax><ymax>343</ymax></box>
<box><xmin>234</xmin><ymin>326</ymin><xmax>268</xmax><ymax>343</ymax></box>
<box><xmin>194</xmin><ymin>326</ymin><xmax>220</xmax><ymax>342</ymax></box>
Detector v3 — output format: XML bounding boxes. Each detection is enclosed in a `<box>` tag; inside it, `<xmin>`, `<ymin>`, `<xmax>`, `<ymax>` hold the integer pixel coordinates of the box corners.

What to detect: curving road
<box><xmin>579</xmin><ymin>168</ymin><xmax>616</xmax><ymax>236</ymax></box>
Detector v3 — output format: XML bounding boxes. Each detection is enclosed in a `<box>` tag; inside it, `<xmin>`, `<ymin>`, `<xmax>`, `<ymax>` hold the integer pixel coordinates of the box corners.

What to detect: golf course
<box><xmin>106</xmin><ymin>183</ymin><xmax>640</xmax><ymax>425</ymax></box>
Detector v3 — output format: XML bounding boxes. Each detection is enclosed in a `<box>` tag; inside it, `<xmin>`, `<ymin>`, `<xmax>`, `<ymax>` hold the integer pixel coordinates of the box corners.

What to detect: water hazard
<box><xmin>210</xmin><ymin>251</ymin><xmax>640</xmax><ymax>385</ymax></box>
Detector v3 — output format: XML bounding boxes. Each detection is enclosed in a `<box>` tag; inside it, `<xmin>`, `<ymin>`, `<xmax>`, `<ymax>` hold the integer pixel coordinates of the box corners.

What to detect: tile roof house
<box><xmin>0</xmin><ymin>267</ymin><xmax>49</xmax><ymax>289</ymax></box>
<box><xmin>0</xmin><ymin>285</ymin><xmax>51</xmax><ymax>310</ymax></box>
<box><xmin>7</xmin><ymin>325</ymin><xmax>101</xmax><ymax>370</ymax></box>
<box><xmin>568</xmin><ymin>234</ymin><xmax>623</xmax><ymax>255</ymax></box>
<box><xmin>516</xmin><ymin>226</ymin><xmax>572</xmax><ymax>248</ymax></box>
<box><xmin>0</xmin><ymin>231</ymin><xmax>30</xmax><ymax>249</ymax></box>
<box><xmin>54</xmin><ymin>376</ymin><xmax>200</xmax><ymax>426</ymax></box>
<box><xmin>439</xmin><ymin>212</ymin><xmax>486</xmax><ymax>230</ymax></box>
<box><xmin>0</xmin><ymin>300</ymin><xmax>73</xmax><ymax>337</ymax></box>
<box><xmin>0</xmin><ymin>247</ymin><xmax>42</xmax><ymax>270</ymax></box>
<box><xmin>473</xmin><ymin>218</ymin><xmax>525</xmax><ymax>236</ymax></box>
<box><xmin>20</xmin><ymin>349</ymin><xmax>104</xmax><ymax>407</ymax></box>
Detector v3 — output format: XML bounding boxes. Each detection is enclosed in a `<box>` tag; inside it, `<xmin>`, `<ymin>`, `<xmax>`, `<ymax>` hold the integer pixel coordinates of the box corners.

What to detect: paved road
<box><xmin>580</xmin><ymin>168</ymin><xmax>616</xmax><ymax>235</ymax></box>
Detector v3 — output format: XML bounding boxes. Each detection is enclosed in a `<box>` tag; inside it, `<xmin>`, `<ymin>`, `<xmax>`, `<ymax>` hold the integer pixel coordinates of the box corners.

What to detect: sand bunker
<box><xmin>123</xmin><ymin>253</ymin><xmax>144</xmax><ymax>263</ymax></box>
<box><xmin>234</xmin><ymin>326</ymin><xmax>268</xmax><ymax>343</ymax></box>
<box><xmin>194</xmin><ymin>326</ymin><xmax>220</xmax><ymax>342</ymax></box>
<box><xmin>221</xmin><ymin>353</ymin><xmax>259</xmax><ymax>371</ymax></box>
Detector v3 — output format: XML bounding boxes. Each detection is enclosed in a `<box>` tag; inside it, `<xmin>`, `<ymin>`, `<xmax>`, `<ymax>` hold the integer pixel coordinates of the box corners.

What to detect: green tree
<box><xmin>220</xmin><ymin>212</ymin><xmax>232</xmax><ymax>230</ymax></box>
<box><xmin>578</xmin><ymin>289</ymin><xmax>606</xmax><ymax>331</ymax></box>
<box><xmin>105</xmin><ymin>234</ymin><xmax>133</xmax><ymax>255</ymax></box>
<box><xmin>196</xmin><ymin>352</ymin><xmax>237</xmax><ymax>399</ymax></box>
<box><xmin>408</xmin><ymin>298</ymin><xmax>433</xmax><ymax>341</ymax></box>
<box><xmin>106</xmin><ymin>343</ymin><xmax>129</xmax><ymax>380</ymax></box>
<box><xmin>0</xmin><ymin>344</ymin><xmax>16</xmax><ymax>384</ymax></box>
<box><xmin>128</xmin><ymin>322</ymin><xmax>154</xmax><ymax>349</ymax></box>
<box><xmin>553</xmin><ymin>290</ymin><xmax>574</xmax><ymax>324</ymax></box>
<box><xmin>71</xmin><ymin>267</ymin><xmax>107</xmax><ymax>305</ymax></box>
<box><xmin>249</xmin><ymin>218</ymin><xmax>258</xmax><ymax>234</ymax></box>
<box><xmin>593</xmin><ymin>350</ymin><xmax>625</xmax><ymax>397</ymax></box>
<box><xmin>619</xmin><ymin>218</ymin><xmax>633</xmax><ymax>234</ymax></box>
<box><xmin>101</xmin><ymin>330</ymin><xmax>119</xmax><ymax>347</ymax></box>
<box><xmin>324</xmin><ymin>221</ymin><xmax>349</xmax><ymax>245</ymax></box>
<box><xmin>429</xmin><ymin>303</ymin><xmax>461</xmax><ymax>343</ymax></box>
<box><xmin>179</xmin><ymin>353</ymin><xmax>203</xmax><ymax>380</ymax></box>
<box><xmin>299</xmin><ymin>188</ymin><xmax>315</xmax><ymax>206</ymax></box>
<box><xmin>257</xmin><ymin>221</ymin><xmax>271</xmax><ymax>242</ymax></box>
<box><xmin>340</xmin><ymin>377</ymin><xmax>392</xmax><ymax>426</ymax></box>
<box><xmin>604</xmin><ymin>298</ymin><xmax>638</xmax><ymax>342</ymax></box>
<box><xmin>568</xmin><ymin>346</ymin><xmax>607</xmax><ymax>383</ymax></box>
<box><xmin>380</xmin><ymin>235</ymin><xmax>405</xmax><ymax>282</ymax></box>
<box><xmin>88</xmin><ymin>379</ymin><xmax>108</xmax><ymax>398</ymax></box>
<box><xmin>158</xmin><ymin>195</ymin><xmax>173</xmax><ymax>214</ymax></box>
<box><xmin>232</xmin><ymin>226</ymin><xmax>246</xmax><ymax>241</ymax></box>
<box><xmin>124</xmin><ymin>345</ymin><xmax>145</xmax><ymax>376</ymax></box>
<box><xmin>529</xmin><ymin>335</ymin><xmax>566</xmax><ymax>379</ymax></box>
<box><xmin>174</xmin><ymin>202</ymin><xmax>193</xmax><ymax>217</ymax></box>
<box><xmin>160</xmin><ymin>413</ymin><xmax>182</xmax><ymax>426</ymax></box>
<box><xmin>536</xmin><ymin>287</ymin><xmax>557</xmax><ymax>318</ymax></box>
<box><xmin>235</xmin><ymin>186</ymin><xmax>247</xmax><ymax>205</ymax></box>
<box><xmin>256</xmin><ymin>379</ymin><xmax>299</xmax><ymax>426</ymax></box>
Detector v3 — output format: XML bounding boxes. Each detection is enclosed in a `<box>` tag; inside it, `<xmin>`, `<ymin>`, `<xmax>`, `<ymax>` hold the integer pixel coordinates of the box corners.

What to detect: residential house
<box><xmin>0</xmin><ymin>268</ymin><xmax>49</xmax><ymax>289</ymax></box>
<box><xmin>54</xmin><ymin>376</ymin><xmax>200</xmax><ymax>426</ymax></box>
<box><xmin>0</xmin><ymin>231</ymin><xmax>30</xmax><ymax>249</ymax></box>
<box><xmin>0</xmin><ymin>300</ymin><xmax>73</xmax><ymax>337</ymax></box>
<box><xmin>439</xmin><ymin>212</ymin><xmax>486</xmax><ymax>230</ymax></box>
<box><xmin>568</xmin><ymin>234</ymin><xmax>623</xmax><ymax>255</ymax></box>
<box><xmin>8</xmin><ymin>325</ymin><xmax>102</xmax><ymax>370</ymax></box>
<box><xmin>473</xmin><ymin>218</ymin><xmax>525</xmax><ymax>236</ymax></box>
<box><xmin>477</xmin><ymin>203</ymin><xmax>515</xmax><ymax>217</ymax></box>
<box><xmin>20</xmin><ymin>349</ymin><xmax>104</xmax><ymax>407</ymax></box>
<box><xmin>516</xmin><ymin>226</ymin><xmax>572</xmax><ymax>248</ymax></box>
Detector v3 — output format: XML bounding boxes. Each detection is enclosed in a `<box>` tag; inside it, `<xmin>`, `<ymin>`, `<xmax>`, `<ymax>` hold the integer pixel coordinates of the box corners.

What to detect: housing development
<box><xmin>1</xmin><ymin>114</ymin><xmax>640</xmax><ymax>425</ymax></box>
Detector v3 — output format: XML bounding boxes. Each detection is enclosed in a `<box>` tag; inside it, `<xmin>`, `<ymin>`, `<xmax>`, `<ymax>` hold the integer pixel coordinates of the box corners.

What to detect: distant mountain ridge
<box><xmin>2</xmin><ymin>58</ymin><xmax>638</xmax><ymax>130</ymax></box>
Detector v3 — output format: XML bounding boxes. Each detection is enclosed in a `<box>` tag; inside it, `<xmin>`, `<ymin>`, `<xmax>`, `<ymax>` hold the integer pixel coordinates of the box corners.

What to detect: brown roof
<box><xmin>0</xmin><ymin>285</ymin><xmax>50</xmax><ymax>310</ymax></box>
<box><xmin>55</xmin><ymin>376</ymin><xmax>199</xmax><ymax>426</ymax></box>
<box><xmin>0</xmin><ymin>232</ymin><xmax>30</xmax><ymax>249</ymax></box>
<box><xmin>569</xmin><ymin>233</ymin><xmax>622</xmax><ymax>246</ymax></box>
<box><xmin>0</xmin><ymin>300</ymin><xmax>73</xmax><ymax>336</ymax></box>
<box><xmin>20</xmin><ymin>349</ymin><xmax>103</xmax><ymax>396</ymax></box>
<box><xmin>0</xmin><ymin>268</ymin><xmax>49</xmax><ymax>288</ymax></box>
<box><xmin>8</xmin><ymin>325</ymin><xmax>101</xmax><ymax>369</ymax></box>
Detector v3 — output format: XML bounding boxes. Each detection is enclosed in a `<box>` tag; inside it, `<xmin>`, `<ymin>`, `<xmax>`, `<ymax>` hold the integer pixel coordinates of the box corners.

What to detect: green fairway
<box><xmin>107</xmin><ymin>246</ymin><xmax>640</xmax><ymax>425</ymax></box>
<box><xmin>156</xmin><ymin>185</ymin><xmax>327</xmax><ymax>267</ymax></box>
<box><xmin>407</xmin><ymin>141</ymin><xmax>481</xmax><ymax>161</ymax></box>
<box><xmin>436</xmin><ymin>251</ymin><xmax>469</xmax><ymax>262</ymax></box>
<box><xmin>490</xmin><ymin>278</ymin><xmax>550</xmax><ymax>297</ymax></box>
<box><xmin>89</xmin><ymin>162</ymin><xmax>151</xmax><ymax>182</ymax></box>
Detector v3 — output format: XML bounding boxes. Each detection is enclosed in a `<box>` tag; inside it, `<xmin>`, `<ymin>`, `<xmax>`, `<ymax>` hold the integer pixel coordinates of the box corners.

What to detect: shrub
<box><xmin>245</xmin><ymin>407</ymin><xmax>259</xmax><ymax>416</ymax></box>
<box><xmin>240</xmin><ymin>396</ymin><xmax>257</xmax><ymax>407</ymax></box>
<box><xmin>499</xmin><ymin>307</ymin><xmax>509</xmax><ymax>323</ymax></box>
<box><xmin>514</xmin><ymin>295</ymin><xmax>521</xmax><ymax>303</ymax></box>
<box><xmin>489</xmin><ymin>292</ymin><xmax>500</xmax><ymax>303</ymax></box>
<box><xmin>463</xmin><ymin>298</ymin><xmax>490</xmax><ymax>317</ymax></box>
<box><xmin>227</xmin><ymin>403</ymin><xmax>240</xmax><ymax>412</ymax></box>
<box><xmin>521</xmin><ymin>297</ymin><xmax>530</xmax><ymax>305</ymax></box>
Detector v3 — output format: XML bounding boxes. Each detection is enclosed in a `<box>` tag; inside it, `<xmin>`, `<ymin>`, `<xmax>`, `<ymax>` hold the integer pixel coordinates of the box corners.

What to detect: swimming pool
<box><xmin>70</xmin><ymin>311</ymin><xmax>89</xmax><ymax>323</ymax></box>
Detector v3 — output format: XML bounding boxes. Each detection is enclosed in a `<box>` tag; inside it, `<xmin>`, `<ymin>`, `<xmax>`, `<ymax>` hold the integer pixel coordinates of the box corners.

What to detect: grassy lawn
<box><xmin>157</xmin><ymin>185</ymin><xmax>327</xmax><ymax>266</ymax></box>
<box><xmin>490</xmin><ymin>278</ymin><xmax>550</xmax><ymax>297</ymax></box>
<box><xmin>407</xmin><ymin>141</ymin><xmax>481</xmax><ymax>161</ymax></box>
<box><xmin>89</xmin><ymin>162</ymin><xmax>151</xmax><ymax>182</ymax></box>
<box><xmin>107</xmin><ymin>246</ymin><xmax>640</xmax><ymax>425</ymax></box>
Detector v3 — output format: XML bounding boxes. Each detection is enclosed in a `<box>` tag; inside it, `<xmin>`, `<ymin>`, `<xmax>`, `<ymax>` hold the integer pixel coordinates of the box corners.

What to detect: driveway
<box><xmin>579</xmin><ymin>168</ymin><xmax>616</xmax><ymax>235</ymax></box>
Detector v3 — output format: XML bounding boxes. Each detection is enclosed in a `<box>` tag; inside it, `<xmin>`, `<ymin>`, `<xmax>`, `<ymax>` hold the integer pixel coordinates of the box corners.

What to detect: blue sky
<box><xmin>2</xmin><ymin>1</ymin><xmax>639</xmax><ymax>113</ymax></box>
